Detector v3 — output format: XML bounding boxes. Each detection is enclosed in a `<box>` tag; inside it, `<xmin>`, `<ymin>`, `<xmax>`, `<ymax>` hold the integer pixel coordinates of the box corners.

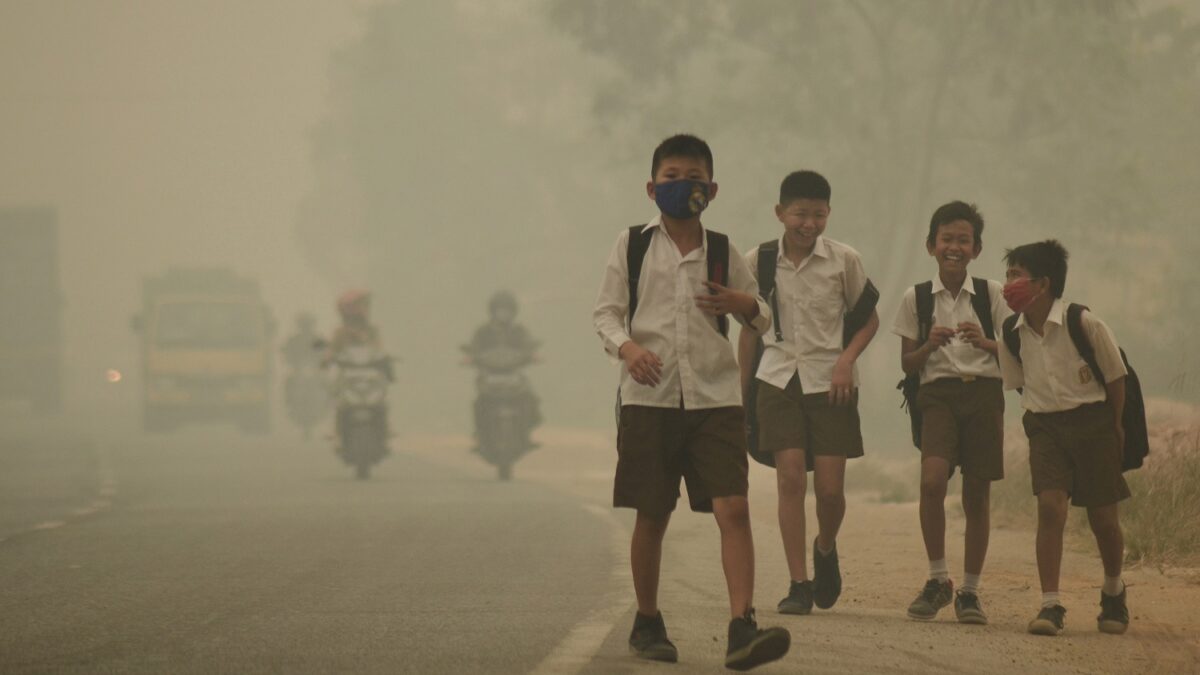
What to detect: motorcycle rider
<box><xmin>463</xmin><ymin>291</ymin><xmax>542</xmax><ymax>470</ymax></box>
<box><xmin>282</xmin><ymin>312</ymin><xmax>322</xmax><ymax>370</ymax></box>
<box><xmin>281</xmin><ymin>312</ymin><xmax>328</xmax><ymax>437</ymax></box>
<box><xmin>324</xmin><ymin>290</ymin><xmax>392</xmax><ymax>454</ymax></box>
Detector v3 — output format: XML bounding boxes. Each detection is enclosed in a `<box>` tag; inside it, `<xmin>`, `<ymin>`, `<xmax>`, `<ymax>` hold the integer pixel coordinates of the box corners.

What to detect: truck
<box><xmin>132</xmin><ymin>267</ymin><xmax>274</xmax><ymax>433</ymax></box>
<box><xmin>0</xmin><ymin>207</ymin><xmax>63</xmax><ymax>413</ymax></box>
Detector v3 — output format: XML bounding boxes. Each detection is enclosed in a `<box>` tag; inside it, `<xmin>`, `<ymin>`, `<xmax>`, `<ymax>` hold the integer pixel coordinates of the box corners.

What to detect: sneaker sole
<box><xmin>813</xmin><ymin>590</ymin><xmax>840</xmax><ymax>611</ymax></box>
<box><xmin>628</xmin><ymin>644</ymin><xmax>678</xmax><ymax>663</ymax></box>
<box><xmin>777</xmin><ymin>601</ymin><xmax>813</xmax><ymax>616</ymax></box>
<box><xmin>725</xmin><ymin>630</ymin><xmax>791</xmax><ymax>671</ymax></box>
<box><xmin>1027</xmin><ymin>619</ymin><xmax>1063</xmax><ymax>636</ymax></box>
<box><xmin>956</xmin><ymin>611</ymin><xmax>988</xmax><ymax>625</ymax></box>
<box><xmin>906</xmin><ymin>608</ymin><xmax>940</xmax><ymax>621</ymax></box>
<box><xmin>1098</xmin><ymin>619</ymin><xmax>1128</xmax><ymax>635</ymax></box>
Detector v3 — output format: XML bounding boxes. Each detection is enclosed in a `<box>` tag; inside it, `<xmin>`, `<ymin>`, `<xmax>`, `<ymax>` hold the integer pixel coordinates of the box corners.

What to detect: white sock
<box><xmin>1041</xmin><ymin>591</ymin><xmax>1061</xmax><ymax>609</ymax></box>
<box><xmin>961</xmin><ymin>573</ymin><xmax>981</xmax><ymax>595</ymax></box>
<box><xmin>1103</xmin><ymin>576</ymin><xmax>1125</xmax><ymax>596</ymax></box>
<box><xmin>929</xmin><ymin>559</ymin><xmax>949</xmax><ymax>582</ymax></box>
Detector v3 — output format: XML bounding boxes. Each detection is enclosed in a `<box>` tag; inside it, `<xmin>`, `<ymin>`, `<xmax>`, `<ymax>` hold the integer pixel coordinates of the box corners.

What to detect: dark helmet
<box><xmin>488</xmin><ymin>290</ymin><xmax>518</xmax><ymax>316</ymax></box>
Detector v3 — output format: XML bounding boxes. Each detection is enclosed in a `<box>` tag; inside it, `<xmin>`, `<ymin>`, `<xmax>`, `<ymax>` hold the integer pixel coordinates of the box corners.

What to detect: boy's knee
<box><xmin>815</xmin><ymin>488</ymin><xmax>844</xmax><ymax>511</ymax></box>
<box><xmin>920</xmin><ymin>478</ymin><xmax>947</xmax><ymax>503</ymax></box>
<box><xmin>1036</xmin><ymin>492</ymin><xmax>1069</xmax><ymax>525</ymax></box>
<box><xmin>713</xmin><ymin>496</ymin><xmax>751</xmax><ymax>524</ymax></box>
<box><xmin>776</xmin><ymin>467</ymin><xmax>807</xmax><ymax>497</ymax></box>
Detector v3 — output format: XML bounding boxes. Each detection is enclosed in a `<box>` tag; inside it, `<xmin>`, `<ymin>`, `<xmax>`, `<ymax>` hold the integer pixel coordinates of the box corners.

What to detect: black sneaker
<box><xmin>954</xmin><ymin>590</ymin><xmax>988</xmax><ymax>625</ymax></box>
<box><xmin>1097</xmin><ymin>588</ymin><xmax>1129</xmax><ymax>635</ymax></box>
<box><xmin>1028</xmin><ymin>605</ymin><xmax>1067</xmax><ymax>636</ymax></box>
<box><xmin>906</xmin><ymin>578</ymin><xmax>954</xmax><ymax>620</ymax></box>
<box><xmin>812</xmin><ymin>538</ymin><xmax>842</xmax><ymax>610</ymax></box>
<box><xmin>777</xmin><ymin>580</ymin><xmax>814</xmax><ymax>615</ymax></box>
<box><xmin>725</xmin><ymin>609</ymin><xmax>790</xmax><ymax>671</ymax></box>
<box><xmin>628</xmin><ymin>611</ymin><xmax>677</xmax><ymax>662</ymax></box>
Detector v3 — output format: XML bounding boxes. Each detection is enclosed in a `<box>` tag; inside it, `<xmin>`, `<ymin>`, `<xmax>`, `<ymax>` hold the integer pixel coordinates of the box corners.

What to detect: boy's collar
<box><xmin>931</xmin><ymin>273</ymin><xmax>974</xmax><ymax>296</ymax></box>
<box><xmin>1014</xmin><ymin>298</ymin><xmax>1066</xmax><ymax>329</ymax></box>
<box><xmin>776</xmin><ymin>234</ymin><xmax>826</xmax><ymax>260</ymax></box>
<box><xmin>647</xmin><ymin>215</ymin><xmax>709</xmax><ymax>250</ymax></box>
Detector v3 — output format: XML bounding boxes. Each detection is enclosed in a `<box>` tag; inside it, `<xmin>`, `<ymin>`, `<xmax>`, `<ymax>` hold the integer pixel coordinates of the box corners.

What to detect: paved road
<box><xmin>0</xmin><ymin>425</ymin><xmax>615</xmax><ymax>674</ymax></box>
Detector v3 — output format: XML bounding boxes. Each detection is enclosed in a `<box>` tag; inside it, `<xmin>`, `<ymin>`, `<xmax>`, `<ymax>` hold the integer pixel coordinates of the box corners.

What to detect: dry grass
<box><xmin>991</xmin><ymin>398</ymin><xmax>1200</xmax><ymax>569</ymax></box>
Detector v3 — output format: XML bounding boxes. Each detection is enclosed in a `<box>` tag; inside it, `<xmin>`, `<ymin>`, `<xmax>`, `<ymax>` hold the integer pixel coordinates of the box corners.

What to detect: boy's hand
<box><xmin>619</xmin><ymin>341</ymin><xmax>663</xmax><ymax>387</ymax></box>
<box><xmin>829</xmin><ymin>357</ymin><xmax>855</xmax><ymax>406</ymax></box>
<box><xmin>957</xmin><ymin>322</ymin><xmax>989</xmax><ymax>349</ymax></box>
<box><xmin>924</xmin><ymin>326</ymin><xmax>956</xmax><ymax>351</ymax></box>
<box><xmin>696</xmin><ymin>281</ymin><xmax>757</xmax><ymax>318</ymax></box>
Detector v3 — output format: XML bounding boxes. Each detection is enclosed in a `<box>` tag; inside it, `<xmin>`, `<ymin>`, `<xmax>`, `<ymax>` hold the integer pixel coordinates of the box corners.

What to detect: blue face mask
<box><xmin>654</xmin><ymin>179</ymin><xmax>710</xmax><ymax>219</ymax></box>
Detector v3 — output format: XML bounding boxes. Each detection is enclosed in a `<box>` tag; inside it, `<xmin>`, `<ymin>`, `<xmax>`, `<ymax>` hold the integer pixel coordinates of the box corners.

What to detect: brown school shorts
<box><xmin>1023</xmin><ymin>403</ymin><xmax>1131</xmax><ymax>507</ymax></box>
<box><xmin>755</xmin><ymin>374</ymin><xmax>864</xmax><ymax>459</ymax></box>
<box><xmin>916</xmin><ymin>377</ymin><xmax>1005</xmax><ymax>481</ymax></box>
<box><xmin>614</xmin><ymin>405</ymin><xmax>750</xmax><ymax>516</ymax></box>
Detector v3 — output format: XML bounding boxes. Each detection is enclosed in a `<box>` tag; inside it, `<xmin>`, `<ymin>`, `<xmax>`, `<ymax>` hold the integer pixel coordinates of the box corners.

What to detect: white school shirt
<box><xmin>744</xmin><ymin>236</ymin><xmax>869</xmax><ymax>393</ymax></box>
<box><xmin>997</xmin><ymin>299</ymin><xmax>1128</xmax><ymax>413</ymax></box>
<box><xmin>592</xmin><ymin>217</ymin><xmax>772</xmax><ymax>410</ymax></box>
<box><xmin>891</xmin><ymin>276</ymin><xmax>1011</xmax><ymax>384</ymax></box>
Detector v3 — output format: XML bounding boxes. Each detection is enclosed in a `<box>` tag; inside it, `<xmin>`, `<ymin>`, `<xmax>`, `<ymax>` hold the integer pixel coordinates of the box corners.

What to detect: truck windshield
<box><xmin>154</xmin><ymin>301</ymin><xmax>262</xmax><ymax>349</ymax></box>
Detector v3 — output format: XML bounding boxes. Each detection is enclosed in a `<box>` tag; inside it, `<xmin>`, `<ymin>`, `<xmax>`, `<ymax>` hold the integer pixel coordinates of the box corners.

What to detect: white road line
<box><xmin>529</xmin><ymin>503</ymin><xmax>632</xmax><ymax>675</ymax></box>
<box><xmin>0</xmin><ymin>442</ymin><xmax>117</xmax><ymax>545</ymax></box>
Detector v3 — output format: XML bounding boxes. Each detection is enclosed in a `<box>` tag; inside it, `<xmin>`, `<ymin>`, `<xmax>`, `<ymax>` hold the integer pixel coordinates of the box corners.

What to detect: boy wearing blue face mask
<box><xmin>593</xmin><ymin>134</ymin><xmax>790</xmax><ymax>670</ymax></box>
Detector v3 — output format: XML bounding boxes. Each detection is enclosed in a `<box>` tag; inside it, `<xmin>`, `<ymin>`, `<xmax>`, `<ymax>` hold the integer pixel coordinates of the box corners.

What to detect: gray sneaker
<box><xmin>954</xmin><ymin>590</ymin><xmax>988</xmax><ymax>625</ymax></box>
<box><xmin>1028</xmin><ymin>605</ymin><xmax>1067</xmax><ymax>636</ymax></box>
<box><xmin>907</xmin><ymin>578</ymin><xmax>954</xmax><ymax>621</ymax></box>
<box><xmin>628</xmin><ymin>611</ymin><xmax>677</xmax><ymax>662</ymax></box>
<box><xmin>777</xmin><ymin>580</ymin><xmax>814</xmax><ymax>615</ymax></box>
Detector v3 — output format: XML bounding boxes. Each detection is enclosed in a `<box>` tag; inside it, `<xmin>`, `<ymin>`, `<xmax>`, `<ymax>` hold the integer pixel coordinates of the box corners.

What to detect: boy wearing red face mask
<box><xmin>892</xmin><ymin>201</ymin><xmax>1011</xmax><ymax>625</ymax></box>
<box><xmin>592</xmin><ymin>134</ymin><xmax>790</xmax><ymax>670</ymax></box>
<box><xmin>997</xmin><ymin>240</ymin><xmax>1130</xmax><ymax>637</ymax></box>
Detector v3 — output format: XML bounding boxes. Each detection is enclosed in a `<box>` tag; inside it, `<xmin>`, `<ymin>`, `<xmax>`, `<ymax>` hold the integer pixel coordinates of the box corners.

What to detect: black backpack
<box><xmin>896</xmin><ymin>278</ymin><xmax>995</xmax><ymax>449</ymax></box>
<box><xmin>1000</xmin><ymin>304</ymin><xmax>1149</xmax><ymax>471</ymax></box>
<box><xmin>616</xmin><ymin>224</ymin><xmax>731</xmax><ymax>423</ymax></box>
<box><xmin>745</xmin><ymin>240</ymin><xmax>880</xmax><ymax>469</ymax></box>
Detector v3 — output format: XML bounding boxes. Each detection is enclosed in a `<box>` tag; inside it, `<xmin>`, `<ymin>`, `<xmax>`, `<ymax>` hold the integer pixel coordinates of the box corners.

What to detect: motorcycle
<box><xmin>465</xmin><ymin>345</ymin><xmax>539</xmax><ymax>481</ymax></box>
<box><xmin>329</xmin><ymin>344</ymin><xmax>394</xmax><ymax>480</ymax></box>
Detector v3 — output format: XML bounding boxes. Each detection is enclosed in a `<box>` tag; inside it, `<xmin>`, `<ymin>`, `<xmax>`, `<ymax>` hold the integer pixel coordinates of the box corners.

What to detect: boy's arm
<box><xmin>592</xmin><ymin>231</ymin><xmax>634</xmax><ymax>360</ymax></box>
<box><xmin>1106</xmin><ymin>376</ymin><xmax>1127</xmax><ymax>446</ymax></box>
<box><xmin>728</xmin><ymin>243</ymin><xmax>771</xmax><ymax>334</ymax></box>
<box><xmin>738</xmin><ymin>324</ymin><xmax>759</xmax><ymax>400</ymax></box>
<box><xmin>996</xmin><ymin>328</ymin><xmax>1025</xmax><ymax>391</ymax></box>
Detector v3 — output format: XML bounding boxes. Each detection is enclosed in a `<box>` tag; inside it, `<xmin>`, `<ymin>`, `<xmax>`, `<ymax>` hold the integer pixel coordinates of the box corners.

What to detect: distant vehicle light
<box><xmin>106</xmin><ymin>369</ymin><xmax>123</xmax><ymax>384</ymax></box>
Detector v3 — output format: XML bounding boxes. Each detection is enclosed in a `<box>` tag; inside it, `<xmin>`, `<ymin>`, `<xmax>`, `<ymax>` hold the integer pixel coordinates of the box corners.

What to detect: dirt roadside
<box><xmin>400</xmin><ymin>427</ymin><xmax>1200</xmax><ymax>674</ymax></box>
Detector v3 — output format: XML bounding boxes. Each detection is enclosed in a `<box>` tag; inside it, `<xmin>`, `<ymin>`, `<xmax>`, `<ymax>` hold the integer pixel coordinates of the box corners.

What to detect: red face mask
<box><xmin>1002</xmin><ymin>277</ymin><xmax>1041</xmax><ymax>313</ymax></box>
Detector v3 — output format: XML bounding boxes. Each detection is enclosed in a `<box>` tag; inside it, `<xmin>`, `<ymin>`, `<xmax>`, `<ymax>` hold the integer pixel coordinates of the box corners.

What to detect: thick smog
<box><xmin>2</xmin><ymin>2</ymin><xmax>1199</xmax><ymax>673</ymax></box>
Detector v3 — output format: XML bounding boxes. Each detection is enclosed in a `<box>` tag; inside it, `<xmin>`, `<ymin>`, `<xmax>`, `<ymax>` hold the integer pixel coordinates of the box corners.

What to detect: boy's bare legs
<box><xmin>813</xmin><ymin>455</ymin><xmax>846</xmax><ymax>551</ymax></box>
<box><xmin>775</xmin><ymin>448</ymin><xmax>809</xmax><ymax>581</ymax></box>
<box><xmin>631</xmin><ymin>511</ymin><xmax>671</xmax><ymax>616</ymax></box>
<box><xmin>1086</xmin><ymin>503</ymin><xmax>1124</xmax><ymax>578</ymax></box>
<box><xmin>918</xmin><ymin>457</ymin><xmax>950</xmax><ymax>562</ymax></box>
<box><xmin>712</xmin><ymin>495</ymin><xmax>754</xmax><ymax>617</ymax></box>
<box><xmin>961</xmin><ymin>475</ymin><xmax>991</xmax><ymax>576</ymax></box>
<box><xmin>1036</xmin><ymin>490</ymin><xmax>1070</xmax><ymax>593</ymax></box>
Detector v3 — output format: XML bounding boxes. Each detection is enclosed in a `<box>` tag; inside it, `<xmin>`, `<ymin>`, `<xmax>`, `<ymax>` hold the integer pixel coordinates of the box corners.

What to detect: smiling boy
<box><xmin>892</xmin><ymin>201</ymin><xmax>1011</xmax><ymax>624</ymax></box>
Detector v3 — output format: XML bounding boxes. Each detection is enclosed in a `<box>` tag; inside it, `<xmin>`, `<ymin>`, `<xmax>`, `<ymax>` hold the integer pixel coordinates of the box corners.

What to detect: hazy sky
<box><xmin>0</xmin><ymin>1</ymin><xmax>368</xmax><ymax>412</ymax></box>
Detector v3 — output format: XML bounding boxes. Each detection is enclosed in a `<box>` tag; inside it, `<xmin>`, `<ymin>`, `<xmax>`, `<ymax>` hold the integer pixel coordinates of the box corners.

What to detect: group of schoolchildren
<box><xmin>592</xmin><ymin>134</ymin><xmax>1135</xmax><ymax>671</ymax></box>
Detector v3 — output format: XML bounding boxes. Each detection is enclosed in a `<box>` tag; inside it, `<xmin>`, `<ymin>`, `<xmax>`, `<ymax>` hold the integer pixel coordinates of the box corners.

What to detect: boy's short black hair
<box><xmin>1004</xmin><ymin>239</ymin><xmax>1069</xmax><ymax>298</ymax></box>
<box><xmin>927</xmin><ymin>201</ymin><xmax>984</xmax><ymax>248</ymax></box>
<box><xmin>651</xmin><ymin>134</ymin><xmax>713</xmax><ymax>178</ymax></box>
<box><xmin>779</xmin><ymin>170</ymin><xmax>831</xmax><ymax>205</ymax></box>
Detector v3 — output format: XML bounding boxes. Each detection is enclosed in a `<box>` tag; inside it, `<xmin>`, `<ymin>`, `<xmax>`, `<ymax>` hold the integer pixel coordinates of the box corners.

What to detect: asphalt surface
<box><xmin>0</xmin><ymin>423</ymin><xmax>614</xmax><ymax>674</ymax></box>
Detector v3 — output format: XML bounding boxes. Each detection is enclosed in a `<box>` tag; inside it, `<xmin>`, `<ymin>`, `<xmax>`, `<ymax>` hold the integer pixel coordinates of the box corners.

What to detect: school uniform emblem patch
<box><xmin>688</xmin><ymin>184</ymin><xmax>709</xmax><ymax>214</ymax></box>
<box><xmin>1079</xmin><ymin>365</ymin><xmax>1094</xmax><ymax>384</ymax></box>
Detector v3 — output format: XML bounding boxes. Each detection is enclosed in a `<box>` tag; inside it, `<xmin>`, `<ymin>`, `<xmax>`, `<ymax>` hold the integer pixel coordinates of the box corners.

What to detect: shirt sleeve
<box><xmin>1080</xmin><ymin>310</ymin><xmax>1128</xmax><ymax>383</ymax></box>
<box><xmin>989</xmin><ymin>279</ymin><xmax>1013</xmax><ymax>338</ymax></box>
<box><xmin>592</xmin><ymin>230</ymin><xmax>633</xmax><ymax>360</ymax></box>
<box><xmin>728</xmin><ymin>242</ymin><xmax>772</xmax><ymax>335</ymax></box>
<box><xmin>743</xmin><ymin>247</ymin><xmax>759</xmax><ymax>284</ymax></box>
<box><xmin>842</xmin><ymin>247</ymin><xmax>869</xmax><ymax>309</ymax></box>
<box><xmin>891</xmin><ymin>285</ymin><xmax>919</xmax><ymax>341</ymax></box>
<box><xmin>997</xmin><ymin>325</ymin><xmax>1025</xmax><ymax>391</ymax></box>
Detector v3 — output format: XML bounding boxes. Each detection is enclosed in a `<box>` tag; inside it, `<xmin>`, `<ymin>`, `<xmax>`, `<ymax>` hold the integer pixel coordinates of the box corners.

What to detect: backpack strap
<box><xmin>1065</xmin><ymin>303</ymin><xmax>1106</xmax><ymax>389</ymax></box>
<box><xmin>706</xmin><ymin>230</ymin><xmax>731</xmax><ymax>337</ymax></box>
<box><xmin>914</xmin><ymin>281</ymin><xmax>934</xmax><ymax>344</ymax></box>
<box><xmin>625</xmin><ymin>224</ymin><xmax>655</xmax><ymax>330</ymax></box>
<box><xmin>1001</xmin><ymin>313</ymin><xmax>1021</xmax><ymax>362</ymax></box>
<box><xmin>756</xmin><ymin>240</ymin><xmax>783</xmax><ymax>341</ymax></box>
<box><xmin>970</xmin><ymin>277</ymin><xmax>995</xmax><ymax>341</ymax></box>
